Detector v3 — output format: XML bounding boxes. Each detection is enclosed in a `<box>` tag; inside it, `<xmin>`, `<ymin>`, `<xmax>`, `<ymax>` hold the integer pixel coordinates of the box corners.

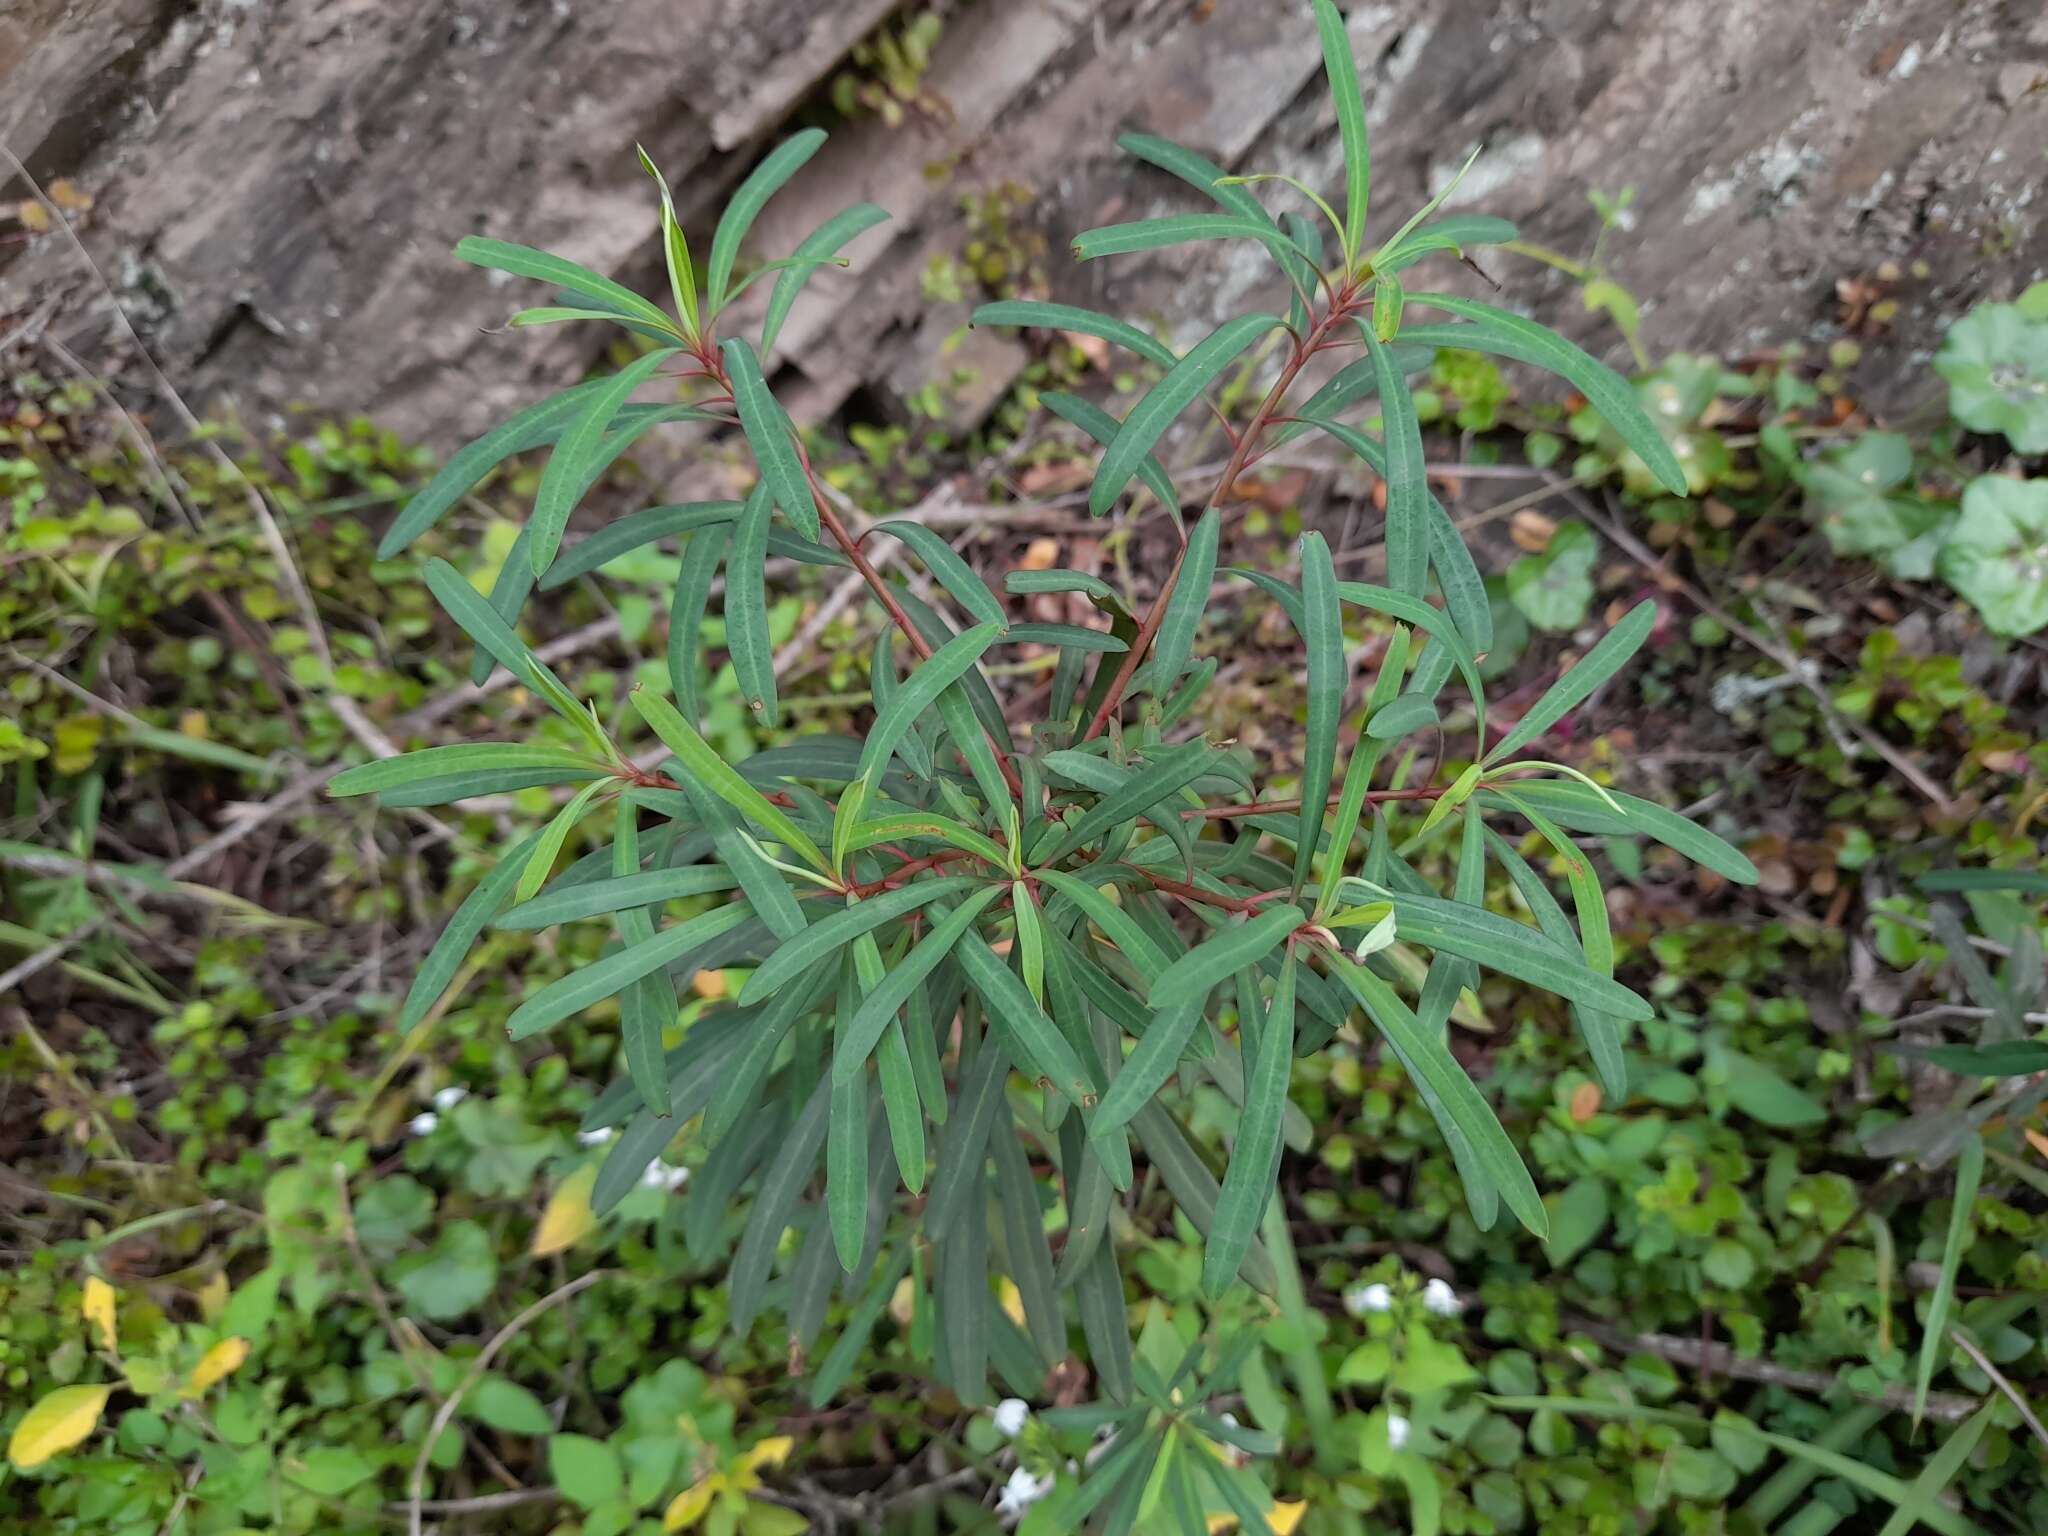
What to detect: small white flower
<box><xmin>431</xmin><ymin>1085</ymin><xmax>469</xmax><ymax>1112</ymax></box>
<box><xmin>407</xmin><ymin>1111</ymin><xmax>439</xmax><ymax>1137</ymax></box>
<box><xmin>1386</xmin><ymin>1412</ymin><xmax>1411</xmax><ymax>1450</ymax></box>
<box><xmin>640</xmin><ymin>1158</ymin><xmax>689</xmax><ymax>1192</ymax></box>
<box><xmin>1422</xmin><ymin>1277</ymin><xmax>1463</xmax><ymax>1316</ymax></box>
<box><xmin>1344</xmin><ymin>1281</ymin><xmax>1393</xmax><ymax>1316</ymax></box>
<box><xmin>996</xmin><ymin>1465</ymin><xmax>1055</xmax><ymax>1521</ymax></box>
<box><xmin>1083</xmin><ymin>1427</ymin><xmax>1118</xmax><ymax>1468</ymax></box>
<box><xmin>991</xmin><ymin>1398</ymin><xmax>1030</xmax><ymax>1438</ymax></box>
<box><xmin>577</xmin><ymin>1126</ymin><xmax>617</xmax><ymax>1147</ymax></box>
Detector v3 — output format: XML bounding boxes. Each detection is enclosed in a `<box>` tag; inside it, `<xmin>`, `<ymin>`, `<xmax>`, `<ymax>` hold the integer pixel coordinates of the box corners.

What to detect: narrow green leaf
<box><xmin>1072</xmin><ymin>214</ymin><xmax>1312</xmax><ymax>264</ymax></box>
<box><xmin>876</xmin><ymin>1016</ymin><xmax>926</xmax><ymax>1194</ymax></box>
<box><xmin>1400</xmin><ymin>296</ymin><xmax>1688</xmax><ymax>494</ymax></box>
<box><xmin>422</xmin><ymin>561</ymin><xmax>607</xmax><ymax>750</ymax></box>
<box><xmin>539</xmin><ymin>501</ymin><xmax>740</xmax><ymax>590</ymax></box>
<box><xmin>1036</xmin><ymin>869</ymin><xmax>1171</xmax><ymax>983</ymax></box>
<box><xmin>1366</xmin><ymin>884</ymin><xmax>1650</xmax><ymax>1019</ymax></box>
<box><xmin>1004</xmin><ymin>569</ymin><xmax>1120</xmax><ymax>603</ymax></box>
<box><xmin>629</xmin><ymin>688</ymin><xmax>828</xmax><ymax>873</ymax></box>
<box><xmin>1129</xmin><ymin>1102</ymin><xmax>1279</xmax><ymax>1292</ymax></box>
<box><xmin>612</xmin><ymin>805</ymin><xmax>672</xmax><ymax>1117</ymax></box>
<box><xmin>392</xmin><ymin>831</ymin><xmax>541</xmax><ymax>1033</ymax></box>
<box><xmin>1076</xmin><ymin>1238</ymin><xmax>1135</xmax><ymax>1403</ymax></box>
<box><xmin>666</xmin><ymin>524</ymin><xmax>727</xmax><ymax>726</ymax></box>
<box><xmin>843</xmin><ymin>813</ymin><xmax>1010</xmax><ymax>871</ymax></box>
<box><xmin>1374</xmin><ymin>213</ymin><xmax>1518</xmax><ymax>276</ymax></box>
<box><xmin>529</xmin><ymin>348</ymin><xmax>683</xmax><ymax>577</ymax></box>
<box><xmin>1040</xmin><ymin>392</ymin><xmax>1179</xmax><ymax>514</ymax></box>
<box><xmin>971</xmin><ymin>300</ymin><xmax>1177</xmax><ymax>370</ymax></box>
<box><xmin>725</xmin><ymin>484</ymin><xmax>778</xmax><ymax>731</ymax></box>
<box><xmin>1204</xmin><ymin>957</ymin><xmax>1295</xmax><ymax>1297</ymax></box>
<box><xmin>378</xmin><ymin>380</ymin><xmax>604</xmax><ymax>558</ymax></box>
<box><xmin>637</xmin><ymin>146</ymin><xmax>699</xmax><ymax>336</ymax></box>
<box><xmin>721</xmin><ymin>337</ymin><xmax>819</xmax><ymax>541</ymax></box>
<box><xmin>1091</xmin><ymin>316</ymin><xmax>1286</xmax><ymax>516</ymax></box>
<box><xmin>1486</xmin><ymin>829</ymin><xmax>1626</xmax><ymax>1101</ymax></box>
<box><xmin>955</xmin><ymin>929</ymin><xmax>1092</xmax><ymax>1106</ymax></box>
<box><xmin>868</xmin><ymin>628</ymin><xmax>934</xmax><ymax>780</ymax></box>
<box><xmin>1329</xmin><ymin>955</ymin><xmax>1547</xmax><ymax>1236</ymax></box>
<box><xmin>741</xmin><ymin>878</ymin><xmax>981</xmax><ymax>1006</ymax></box>
<box><xmin>515</xmin><ymin>778</ymin><xmax>611</xmax><ymax>902</ymax></box>
<box><xmin>507</xmin><ymin>902</ymin><xmax>753</xmax><ymax>1040</ymax></box>
<box><xmin>924</xmin><ymin>1034</ymin><xmax>1006</xmax><ymax>1239</ymax></box>
<box><xmin>856</xmin><ymin>620</ymin><xmax>1005</xmax><ymax>786</ymax></box>
<box><xmin>496</xmin><ymin>865</ymin><xmax>742</xmax><ymax>930</ymax></box>
<box><xmin>762</xmin><ymin>202</ymin><xmax>889</xmax><ymax>354</ymax></box>
<box><xmin>330</xmin><ymin>744</ymin><xmax>601</xmax><ymax>797</ymax></box>
<box><xmin>998</xmin><ymin>622</ymin><xmax>1126</xmax><ymax>653</ymax></box>
<box><xmin>1014</xmin><ymin>883</ymin><xmax>1047</xmax><ymax>1006</ymax></box>
<box><xmin>1914</xmin><ymin>1135</ymin><xmax>1984</xmax><ymax>1424</ymax></box>
<box><xmin>454</xmin><ymin>236</ymin><xmax>677</xmax><ymax>335</ymax></box>
<box><xmin>866</xmin><ymin>521</ymin><xmax>1007</xmax><ymax>628</ymax></box>
<box><xmin>1425</xmin><ymin>488</ymin><xmax>1494</xmax><ymax>654</ymax></box>
<box><xmin>709</xmin><ymin>128</ymin><xmax>827</xmax><ymax>312</ymax></box>
<box><xmin>1489</xmin><ymin>599</ymin><xmax>1657</xmax><ymax>763</ymax></box>
<box><xmin>1147</xmin><ymin>508</ymin><xmax>1220</xmax><ymax>698</ymax></box>
<box><xmin>1089</xmin><ymin>998</ymin><xmax>1205</xmax><ymax>1143</ymax></box>
<box><xmin>937</xmin><ymin>1165</ymin><xmax>990</xmax><ymax>1405</ymax></box>
<box><xmin>1475</xmin><ymin>779</ymin><xmax>1758</xmax><ymax>885</ymax></box>
<box><xmin>1148</xmin><ymin>905</ymin><xmax>1303</xmax><ymax>1014</ymax></box>
<box><xmin>1367</xmin><ymin>694</ymin><xmax>1439</xmax><ymax>740</ymax></box>
<box><xmin>828</xmin><ymin>1047</ymin><xmax>869</xmax><ymax>1269</ymax></box>
<box><xmin>1358</xmin><ymin>324</ymin><xmax>1427</xmax><ymax>594</ymax></box>
<box><xmin>729</xmin><ymin>1079</ymin><xmax>830</xmax><ymax>1335</ymax></box>
<box><xmin>1037</xmin><ymin>741</ymin><xmax>1215</xmax><ymax>867</ymax></box>
<box><xmin>1295</xmin><ymin>533</ymin><xmax>1343</xmax><ymax>894</ymax></box>
<box><xmin>1313</xmin><ymin>0</ymin><xmax>1370</xmax><ymax>260</ymax></box>
<box><xmin>702</xmin><ymin>965</ymin><xmax>833</xmax><ymax>1148</ymax></box>
<box><xmin>991</xmin><ymin>1124</ymin><xmax>1064</xmax><ymax>1366</ymax></box>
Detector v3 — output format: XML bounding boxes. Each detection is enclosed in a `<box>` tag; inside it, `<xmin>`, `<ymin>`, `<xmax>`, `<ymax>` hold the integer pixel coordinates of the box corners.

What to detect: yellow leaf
<box><xmin>182</xmin><ymin>1337</ymin><xmax>250</xmax><ymax>1397</ymax></box>
<box><xmin>8</xmin><ymin>1384</ymin><xmax>112</xmax><ymax>1469</ymax></box>
<box><xmin>530</xmin><ymin>1163</ymin><xmax>598</xmax><ymax>1258</ymax></box>
<box><xmin>82</xmin><ymin>1276</ymin><xmax>117</xmax><ymax>1351</ymax></box>
<box><xmin>738</xmin><ymin>1435</ymin><xmax>794</xmax><ymax>1476</ymax></box>
<box><xmin>2026</xmin><ymin>1127</ymin><xmax>2048</xmax><ymax>1162</ymax></box>
<box><xmin>196</xmin><ymin>1271</ymin><xmax>230</xmax><ymax>1321</ymax></box>
<box><xmin>663</xmin><ymin>1474</ymin><xmax>722</xmax><ymax>1531</ymax></box>
<box><xmin>997</xmin><ymin>1277</ymin><xmax>1026</xmax><ymax>1329</ymax></box>
<box><xmin>1269</xmin><ymin>1501</ymin><xmax>1307</xmax><ymax>1535</ymax></box>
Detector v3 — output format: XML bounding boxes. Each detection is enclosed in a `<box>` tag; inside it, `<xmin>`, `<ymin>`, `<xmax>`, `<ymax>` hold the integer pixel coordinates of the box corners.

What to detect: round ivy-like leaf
<box><xmin>387</xmin><ymin>1219</ymin><xmax>498</xmax><ymax>1320</ymax></box>
<box><xmin>1938</xmin><ymin>475</ymin><xmax>2048</xmax><ymax>637</ymax></box>
<box><xmin>1797</xmin><ymin>430</ymin><xmax>1953</xmax><ymax>579</ymax></box>
<box><xmin>1505</xmin><ymin>519</ymin><xmax>1596</xmax><ymax>632</ymax></box>
<box><xmin>1934</xmin><ymin>301</ymin><xmax>2048</xmax><ymax>453</ymax></box>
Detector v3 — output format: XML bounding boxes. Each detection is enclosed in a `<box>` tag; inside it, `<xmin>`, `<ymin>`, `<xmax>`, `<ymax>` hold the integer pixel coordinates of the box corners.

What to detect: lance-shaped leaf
<box><xmin>741</xmin><ymin>877</ymin><xmax>982</xmax><ymax>1005</ymax></box>
<box><xmin>1915</xmin><ymin>1135</ymin><xmax>1984</xmax><ymax>1425</ymax></box>
<box><xmin>422</xmin><ymin>560</ymin><xmax>609</xmax><ymax>751</ymax></box>
<box><xmin>1091</xmin><ymin>315</ymin><xmax>1287</xmax><ymax>516</ymax></box>
<box><xmin>1041</xmin><ymin>392</ymin><xmax>1179</xmax><ymax>514</ymax></box>
<box><xmin>722</xmin><ymin>337</ymin><xmax>819</xmax><ymax>541</ymax></box>
<box><xmin>1367</xmin><ymin>694</ymin><xmax>1438</xmax><ymax>740</ymax></box>
<box><xmin>529</xmin><ymin>347</ymin><xmax>682</xmax><ymax>577</ymax></box>
<box><xmin>1036</xmin><ymin>869</ymin><xmax>1171</xmax><ymax>982</ymax></box>
<box><xmin>1295</xmin><ymin>532</ymin><xmax>1343</xmax><ymax>893</ymax></box>
<box><xmin>1313</xmin><ymin>0</ymin><xmax>1370</xmax><ymax>260</ymax></box>
<box><xmin>1037</xmin><ymin>739</ymin><xmax>1216</xmax><ymax>866</ymax></box>
<box><xmin>1005</xmin><ymin>569</ymin><xmax>1121</xmax><ymax>604</ymax></box>
<box><xmin>539</xmin><ymin>501</ymin><xmax>741</xmax><ymax>590</ymax></box>
<box><xmin>998</xmin><ymin>622</ymin><xmax>1126</xmax><ymax>653</ymax></box>
<box><xmin>1089</xmin><ymin>996</ymin><xmax>1204</xmax><ymax>1145</ymax></box>
<box><xmin>868</xmin><ymin>627</ymin><xmax>934</xmax><ymax>780</ymax></box>
<box><xmin>388</xmin><ymin>831</ymin><xmax>541</xmax><ymax>1034</ymax></box>
<box><xmin>330</xmin><ymin>744</ymin><xmax>603</xmax><ymax>798</ymax></box>
<box><xmin>971</xmin><ymin>300</ymin><xmax>1178</xmax><ymax>370</ymax></box>
<box><xmin>1474</xmin><ymin>780</ymin><xmax>1758</xmax><ymax>885</ymax></box>
<box><xmin>1204</xmin><ymin>956</ymin><xmax>1296</xmax><ymax>1297</ymax></box>
<box><xmin>725</xmin><ymin>480</ymin><xmax>778</xmax><ymax>726</ymax></box>
<box><xmin>666</xmin><ymin>523</ymin><xmax>728</xmax><ymax>726</ymax></box>
<box><xmin>835</xmin><ymin>889</ymin><xmax>1005</xmax><ymax>1086</ymax></box>
<box><xmin>1147</xmin><ymin>905</ymin><xmax>1303</xmax><ymax>1012</ymax></box>
<box><xmin>1146</xmin><ymin>508</ymin><xmax>1220</xmax><ymax>697</ymax></box>
<box><xmin>637</xmin><ymin>145</ymin><xmax>699</xmax><ymax>335</ymax></box>
<box><xmin>761</xmin><ymin>201</ymin><xmax>888</xmax><ymax>354</ymax></box>
<box><xmin>708</xmin><ymin>128</ymin><xmax>827</xmax><ymax>312</ymax></box>
<box><xmin>991</xmin><ymin>1121</ymin><xmax>1065</xmax><ymax>1366</ymax></box>
<box><xmin>495</xmin><ymin>865</ymin><xmax>742</xmax><ymax>930</ymax></box>
<box><xmin>380</xmin><ymin>380</ymin><xmax>605</xmax><ymax>558</ymax></box>
<box><xmin>1358</xmin><ymin>322</ymin><xmax>1427</xmax><ymax>594</ymax></box>
<box><xmin>1488</xmin><ymin>598</ymin><xmax>1656</xmax><ymax>763</ymax></box>
<box><xmin>828</xmin><ymin>965</ymin><xmax>872</xmax><ymax>1269</ymax></box>
<box><xmin>1330</xmin><ymin>955</ymin><xmax>1546</xmax><ymax>1236</ymax></box>
<box><xmin>923</xmin><ymin>1035</ymin><xmax>1007</xmax><ymax>1239</ymax></box>
<box><xmin>1400</xmin><ymin>295</ymin><xmax>1688</xmax><ymax>495</ymax></box>
<box><xmin>1368</xmin><ymin>885</ymin><xmax>1651</xmax><ymax>1019</ymax></box>
<box><xmin>1486</xmin><ymin>827</ymin><xmax>1625</xmax><ymax>1101</ymax></box>
<box><xmin>507</xmin><ymin>902</ymin><xmax>753</xmax><ymax>1040</ymax></box>
<box><xmin>630</xmin><ymin>687</ymin><xmax>828</xmax><ymax>873</ymax></box>
<box><xmin>455</xmin><ymin>236</ymin><xmax>678</xmax><ymax>336</ymax></box>
<box><xmin>1072</xmin><ymin>214</ymin><xmax>1315</xmax><ymax>265</ymax></box>
<box><xmin>955</xmin><ymin>929</ymin><xmax>1092</xmax><ymax>1106</ymax></box>
<box><xmin>1314</xmin><ymin>627</ymin><xmax>1408</xmax><ymax>918</ymax></box>
<box><xmin>610</xmin><ymin>804</ymin><xmax>673</xmax><ymax>1116</ymax></box>
<box><xmin>1273</xmin><ymin>344</ymin><xmax>1433</xmax><ymax>445</ymax></box>
<box><xmin>842</xmin><ymin>813</ymin><xmax>1010</xmax><ymax>871</ymax></box>
<box><xmin>514</xmin><ymin>777</ymin><xmax>612</xmax><ymax>902</ymax></box>
<box><xmin>1374</xmin><ymin>213</ymin><xmax>1518</xmax><ymax>276</ymax></box>
<box><xmin>728</xmin><ymin>1079</ymin><xmax>830</xmax><ymax>1335</ymax></box>
<box><xmin>1129</xmin><ymin>1103</ymin><xmax>1279</xmax><ymax>1292</ymax></box>
<box><xmin>866</xmin><ymin>522</ymin><xmax>1007</xmax><ymax>628</ymax></box>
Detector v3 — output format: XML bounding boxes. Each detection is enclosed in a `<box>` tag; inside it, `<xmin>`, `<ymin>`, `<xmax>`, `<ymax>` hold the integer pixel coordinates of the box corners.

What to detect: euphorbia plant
<box><xmin>336</xmin><ymin>1</ymin><xmax>1756</xmax><ymax>1523</ymax></box>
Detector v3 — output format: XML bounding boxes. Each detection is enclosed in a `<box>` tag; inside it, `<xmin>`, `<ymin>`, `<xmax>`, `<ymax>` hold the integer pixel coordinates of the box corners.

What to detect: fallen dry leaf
<box><xmin>1509</xmin><ymin>509</ymin><xmax>1557</xmax><ymax>552</ymax></box>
